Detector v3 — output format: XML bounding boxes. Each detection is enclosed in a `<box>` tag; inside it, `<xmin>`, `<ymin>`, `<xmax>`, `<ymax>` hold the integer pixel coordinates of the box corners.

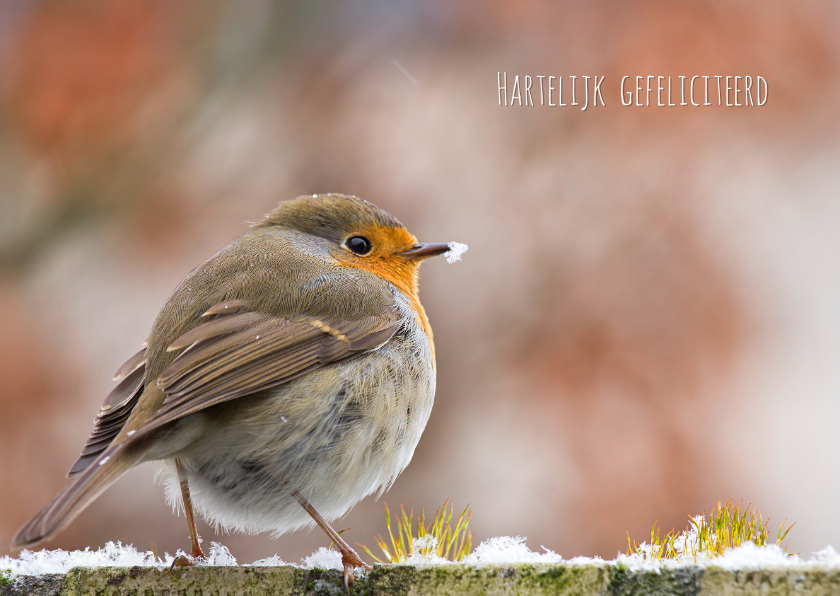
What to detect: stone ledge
<box><xmin>3</xmin><ymin>564</ymin><xmax>840</xmax><ymax>596</ymax></box>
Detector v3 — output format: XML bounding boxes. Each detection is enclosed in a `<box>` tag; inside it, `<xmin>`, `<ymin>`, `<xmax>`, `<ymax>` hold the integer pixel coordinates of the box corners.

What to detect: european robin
<box><xmin>13</xmin><ymin>194</ymin><xmax>463</xmax><ymax>587</ymax></box>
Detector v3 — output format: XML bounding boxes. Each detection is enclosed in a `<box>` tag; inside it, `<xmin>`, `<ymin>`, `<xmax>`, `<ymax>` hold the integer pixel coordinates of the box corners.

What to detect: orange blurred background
<box><xmin>2</xmin><ymin>0</ymin><xmax>840</xmax><ymax>562</ymax></box>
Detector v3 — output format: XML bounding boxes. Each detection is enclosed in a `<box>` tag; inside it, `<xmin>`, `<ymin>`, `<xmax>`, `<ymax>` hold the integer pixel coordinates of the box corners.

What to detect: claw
<box><xmin>169</xmin><ymin>549</ymin><xmax>207</xmax><ymax>571</ymax></box>
<box><xmin>170</xmin><ymin>554</ymin><xmax>194</xmax><ymax>570</ymax></box>
<box><xmin>340</xmin><ymin>549</ymin><xmax>372</xmax><ymax>593</ymax></box>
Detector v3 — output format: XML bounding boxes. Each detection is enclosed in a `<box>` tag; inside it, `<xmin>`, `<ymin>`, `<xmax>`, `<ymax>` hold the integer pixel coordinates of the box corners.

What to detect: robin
<box><xmin>13</xmin><ymin>194</ymin><xmax>462</xmax><ymax>588</ymax></box>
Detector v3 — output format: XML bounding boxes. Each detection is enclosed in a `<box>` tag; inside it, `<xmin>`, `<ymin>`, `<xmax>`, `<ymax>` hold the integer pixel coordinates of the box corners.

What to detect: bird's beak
<box><xmin>398</xmin><ymin>243</ymin><xmax>450</xmax><ymax>261</ymax></box>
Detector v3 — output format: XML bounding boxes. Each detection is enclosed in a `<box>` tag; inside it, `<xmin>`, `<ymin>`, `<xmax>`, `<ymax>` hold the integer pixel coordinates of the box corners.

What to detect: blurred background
<box><xmin>2</xmin><ymin>0</ymin><xmax>840</xmax><ymax>562</ymax></box>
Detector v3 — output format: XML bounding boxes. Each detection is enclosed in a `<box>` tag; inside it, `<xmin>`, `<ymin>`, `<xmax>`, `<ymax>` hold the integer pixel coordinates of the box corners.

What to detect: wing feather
<box><xmin>68</xmin><ymin>358</ymin><xmax>146</xmax><ymax>477</ymax></box>
<box><xmin>166</xmin><ymin>311</ymin><xmax>264</xmax><ymax>352</ymax></box>
<box><xmin>146</xmin><ymin>302</ymin><xmax>399</xmax><ymax>430</ymax></box>
<box><xmin>112</xmin><ymin>348</ymin><xmax>146</xmax><ymax>381</ymax></box>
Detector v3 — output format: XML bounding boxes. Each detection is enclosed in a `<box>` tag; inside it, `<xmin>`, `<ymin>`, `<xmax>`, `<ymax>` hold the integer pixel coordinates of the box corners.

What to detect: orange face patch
<box><xmin>333</xmin><ymin>224</ymin><xmax>419</xmax><ymax>294</ymax></box>
<box><xmin>332</xmin><ymin>224</ymin><xmax>435</xmax><ymax>357</ymax></box>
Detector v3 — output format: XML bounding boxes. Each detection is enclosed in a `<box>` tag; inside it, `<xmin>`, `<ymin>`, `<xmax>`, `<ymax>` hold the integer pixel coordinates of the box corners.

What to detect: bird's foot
<box><xmin>169</xmin><ymin>548</ymin><xmax>207</xmax><ymax>570</ymax></box>
<box><xmin>340</xmin><ymin>547</ymin><xmax>372</xmax><ymax>592</ymax></box>
<box><xmin>170</xmin><ymin>555</ymin><xmax>193</xmax><ymax>570</ymax></box>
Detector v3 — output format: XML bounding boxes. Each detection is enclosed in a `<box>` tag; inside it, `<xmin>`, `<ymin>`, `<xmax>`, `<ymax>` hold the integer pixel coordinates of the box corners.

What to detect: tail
<box><xmin>11</xmin><ymin>440</ymin><xmax>145</xmax><ymax>548</ymax></box>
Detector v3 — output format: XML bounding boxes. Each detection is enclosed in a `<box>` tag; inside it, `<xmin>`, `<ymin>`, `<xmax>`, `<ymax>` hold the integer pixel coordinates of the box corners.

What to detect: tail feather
<box><xmin>11</xmin><ymin>441</ymin><xmax>145</xmax><ymax>548</ymax></box>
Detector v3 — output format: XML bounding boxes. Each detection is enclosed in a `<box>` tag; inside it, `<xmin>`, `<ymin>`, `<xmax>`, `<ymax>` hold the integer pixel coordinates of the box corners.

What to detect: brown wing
<box><xmin>147</xmin><ymin>301</ymin><xmax>399</xmax><ymax>429</ymax></box>
<box><xmin>67</xmin><ymin>348</ymin><xmax>147</xmax><ymax>477</ymax></box>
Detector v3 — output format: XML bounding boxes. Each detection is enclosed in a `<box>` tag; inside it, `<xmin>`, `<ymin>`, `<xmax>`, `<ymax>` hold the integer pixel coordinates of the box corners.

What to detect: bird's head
<box><xmin>255</xmin><ymin>194</ymin><xmax>449</xmax><ymax>299</ymax></box>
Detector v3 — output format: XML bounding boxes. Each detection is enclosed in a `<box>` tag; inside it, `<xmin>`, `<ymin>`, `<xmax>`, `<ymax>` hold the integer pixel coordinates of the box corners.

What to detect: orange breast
<box><xmin>345</xmin><ymin>257</ymin><xmax>435</xmax><ymax>363</ymax></box>
<box><xmin>330</xmin><ymin>224</ymin><xmax>436</xmax><ymax>364</ymax></box>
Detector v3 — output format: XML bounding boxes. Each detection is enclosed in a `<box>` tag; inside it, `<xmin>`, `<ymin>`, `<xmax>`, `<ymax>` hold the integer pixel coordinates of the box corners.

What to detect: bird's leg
<box><xmin>178</xmin><ymin>459</ymin><xmax>206</xmax><ymax>559</ymax></box>
<box><xmin>170</xmin><ymin>458</ymin><xmax>206</xmax><ymax>568</ymax></box>
<box><xmin>260</xmin><ymin>465</ymin><xmax>370</xmax><ymax>589</ymax></box>
<box><xmin>287</xmin><ymin>486</ymin><xmax>371</xmax><ymax>590</ymax></box>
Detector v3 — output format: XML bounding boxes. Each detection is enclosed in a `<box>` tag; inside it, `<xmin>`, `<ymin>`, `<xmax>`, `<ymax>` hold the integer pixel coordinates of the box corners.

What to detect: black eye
<box><xmin>346</xmin><ymin>236</ymin><xmax>372</xmax><ymax>255</ymax></box>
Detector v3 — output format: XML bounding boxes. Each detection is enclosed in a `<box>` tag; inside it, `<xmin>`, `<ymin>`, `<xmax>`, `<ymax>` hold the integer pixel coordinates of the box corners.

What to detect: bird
<box><xmin>12</xmin><ymin>193</ymin><xmax>458</xmax><ymax>587</ymax></box>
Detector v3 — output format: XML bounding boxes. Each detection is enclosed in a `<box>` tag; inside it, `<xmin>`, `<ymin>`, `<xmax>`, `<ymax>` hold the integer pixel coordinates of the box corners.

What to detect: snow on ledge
<box><xmin>1</xmin><ymin>542</ymin><xmax>167</xmax><ymax>577</ymax></box>
<box><xmin>3</xmin><ymin>537</ymin><xmax>840</xmax><ymax>579</ymax></box>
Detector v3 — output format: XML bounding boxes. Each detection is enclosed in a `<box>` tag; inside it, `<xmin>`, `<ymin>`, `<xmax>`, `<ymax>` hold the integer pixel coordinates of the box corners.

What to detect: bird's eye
<box><xmin>346</xmin><ymin>236</ymin><xmax>372</xmax><ymax>255</ymax></box>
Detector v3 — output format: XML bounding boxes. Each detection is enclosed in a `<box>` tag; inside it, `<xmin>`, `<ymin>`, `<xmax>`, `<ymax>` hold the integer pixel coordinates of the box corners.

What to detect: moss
<box><xmin>1</xmin><ymin>574</ymin><xmax>65</xmax><ymax>596</ymax></box>
<box><xmin>59</xmin><ymin>566</ymin><xmax>296</xmax><ymax>596</ymax></box>
<box><xmin>700</xmin><ymin>566</ymin><xmax>840</xmax><ymax>596</ymax></box>
<box><xmin>2</xmin><ymin>564</ymin><xmax>840</xmax><ymax>596</ymax></box>
<box><xmin>609</xmin><ymin>567</ymin><xmax>701</xmax><ymax>596</ymax></box>
<box><xmin>365</xmin><ymin>564</ymin><xmax>415</xmax><ymax>596</ymax></box>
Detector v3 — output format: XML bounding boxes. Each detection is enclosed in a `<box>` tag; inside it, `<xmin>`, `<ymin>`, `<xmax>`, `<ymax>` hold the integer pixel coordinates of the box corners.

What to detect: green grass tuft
<box><xmin>627</xmin><ymin>498</ymin><xmax>795</xmax><ymax>562</ymax></box>
<box><xmin>359</xmin><ymin>499</ymin><xmax>473</xmax><ymax>563</ymax></box>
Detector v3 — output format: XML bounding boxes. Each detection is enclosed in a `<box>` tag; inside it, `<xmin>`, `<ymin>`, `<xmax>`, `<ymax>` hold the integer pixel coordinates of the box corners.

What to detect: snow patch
<box><xmin>464</xmin><ymin>536</ymin><xmax>563</xmax><ymax>565</ymax></box>
<box><xmin>444</xmin><ymin>242</ymin><xmax>468</xmax><ymax>264</ymax></box>
<box><xmin>610</xmin><ymin>542</ymin><xmax>839</xmax><ymax>573</ymax></box>
<box><xmin>708</xmin><ymin>543</ymin><xmax>796</xmax><ymax>570</ymax></box>
<box><xmin>811</xmin><ymin>545</ymin><xmax>840</xmax><ymax>565</ymax></box>
<box><xmin>250</xmin><ymin>554</ymin><xmax>291</xmax><ymax>566</ymax></box>
<box><xmin>4</xmin><ymin>537</ymin><xmax>840</xmax><ymax>579</ymax></box>
<box><xmin>301</xmin><ymin>547</ymin><xmax>342</xmax><ymax>571</ymax></box>
<box><xmin>402</xmin><ymin>536</ymin><xmax>448</xmax><ymax>565</ymax></box>
<box><xmin>0</xmin><ymin>542</ymin><xmax>171</xmax><ymax>577</ymax></box>
<box><xmin>464</xmin><ymin>536</ymin><xmax>840</xmax><ymax>571</ymax></box>
<box><xmin>205</xmin><ymin>542</ymin><xmax>238</xmax><ymax>566</ymax></box>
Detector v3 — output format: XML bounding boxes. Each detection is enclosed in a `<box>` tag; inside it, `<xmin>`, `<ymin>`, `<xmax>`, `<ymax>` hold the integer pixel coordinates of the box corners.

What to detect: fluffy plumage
<box><xmin>13</xmin><ymin>194</ymin><xmax>440</xmax><ymax>550</ymax></box>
